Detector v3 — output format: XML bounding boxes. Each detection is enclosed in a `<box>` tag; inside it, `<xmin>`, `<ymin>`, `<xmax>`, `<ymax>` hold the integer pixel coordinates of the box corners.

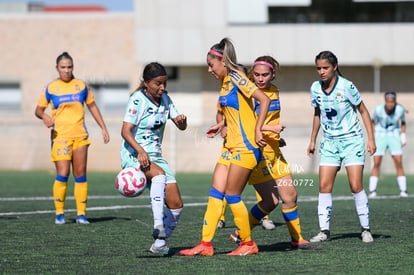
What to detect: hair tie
<box><xmin>254</xmin><ymin>61</ymin><xmax>274</xmax><ymax>70</ymax></box>
<box><xmin>209</xmin><ymin>49</ymin><xmax>223</xmax><ymax>58</ymax></box>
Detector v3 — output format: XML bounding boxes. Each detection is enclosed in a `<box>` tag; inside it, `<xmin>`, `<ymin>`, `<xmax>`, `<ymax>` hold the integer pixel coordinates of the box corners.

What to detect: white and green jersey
<box><xmin>310</xmin><ymin>75</ymin><xmax>363</xmax><ymax>140</ymax></box>
<box><xmin>122</xmin><ymin>89</ymin><xmax>179</xmax><ymax>158</ymax></box>
<box><xmin>372</xmin><ymin>103</ymin><xmax>405</xmax><ymax>137</ymax></box>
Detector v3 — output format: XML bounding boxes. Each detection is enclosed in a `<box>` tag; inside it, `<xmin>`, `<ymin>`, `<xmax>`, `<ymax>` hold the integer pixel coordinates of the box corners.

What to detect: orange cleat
<box><xmin>179</xmin><ymin>241</ymin><xmax>214</xmax><ymax>256</ymax></box>
<box><xmin>227</xmin><ymin>240</ymin><xmax>258</xmax><ymax>256</ymax></box>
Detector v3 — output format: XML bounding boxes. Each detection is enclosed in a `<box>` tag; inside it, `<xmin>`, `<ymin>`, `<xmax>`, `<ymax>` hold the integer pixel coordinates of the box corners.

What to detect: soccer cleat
<box><xmin>291</xmin><ymin>239</ymin><xmax>321</xmax><ymax>250</ymax></box>
<box><xmin>76</xmin><ymin>215</ymin><xmax>90</xmax><ymax>224</ymax></box>
<box><xmin>368</xmin><ymin>191</ymin><xmax>377</xmax><ymax>198</ymax></box>
<box><xmin>55</xmin><ymin>214</ymin><xmax>65</xmax><ymax>225</ymax></box>
<box><xmin>261</xmin><ymin>218</ymin><xmax>276</xmax><ymax>230</ymax></box>
<box><xmin>149</xmin><ymin>243</ymin><xmax>172</xmax><ymax>255</ymax></box>
<box><xmin>400</xmin><ymin>191</ymin><xmax>408</xmax><ymax>198</ymax></box>
<box><xmin>310</xmin><ymin>230</ymin><xmax>330</xmax><ymax>243</ymax></box>
<box><xmin>152</xmin><ymin>225</ymin><xmax>167</xmax><ymax>240</ymax></box>
<box><xmin>230</xmin><ymin>230</ymin><xmax>241</xmax><ymax>244</ymax></box>
<box><xmin>217</xmin><ymin>219</ymin><xmax>226</xmax><ymax>229</ymax></box>
<box><xmin>361</xmin><ymin>229</ymin><xmax>374</xmax><ymax>243</ymax></box>
<box><xmin>227</xmin><ymin>240</ymin><xmax>258</xmax><ymax>256</ymax></box>
<box><xmin>179</xmin><ymin>241</ymin><xmax>214</xmax><ymax>256</ymax></box>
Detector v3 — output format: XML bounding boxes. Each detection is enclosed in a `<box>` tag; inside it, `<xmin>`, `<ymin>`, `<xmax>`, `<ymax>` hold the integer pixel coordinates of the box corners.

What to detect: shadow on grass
<box><xmin>67</xmin><ymin>216</ymin><xmax>132</xmax><ymax>223</ymax></box>
<box><xmin>331</xmin><ymin>232</ymin><xmax>391</xmax><ymax>241</ymax></box>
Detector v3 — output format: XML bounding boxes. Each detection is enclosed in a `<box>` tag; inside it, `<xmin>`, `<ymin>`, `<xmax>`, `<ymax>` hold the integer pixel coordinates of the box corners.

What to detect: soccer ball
<box><xmin>116</xmin><ymin>167</ymin><xmax>147</xmax><ymax>197</ymax></box>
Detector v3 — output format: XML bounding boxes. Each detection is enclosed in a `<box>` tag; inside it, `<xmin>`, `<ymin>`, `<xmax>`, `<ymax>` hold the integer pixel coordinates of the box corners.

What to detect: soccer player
<box><xmin>179</xmin><ymin>37</ymin><xmax>270</xmax><ymax>256</ymax></box>
<box><xmin>307</xmin><ymin>51</ymin><xmax>376</xmax><ymax>243</ymax></box>
<box><xmin>35</xmin><ymin>52</ymin><xmax>110</xmax><ymax>225</ymax></box>
<box><xmin>369</xmin><ymin>91</ymin><xmax>408</xmax><ymax>198</ymax></box>
<box><xmin>230</xmin><ymin>56</ymin><xmax>315</xmax><ymax>249</ymax></box>
<box><xmin>120</xmin><ymin>62</ymin><xmax>187</xmax><ymax>255</ymax></box>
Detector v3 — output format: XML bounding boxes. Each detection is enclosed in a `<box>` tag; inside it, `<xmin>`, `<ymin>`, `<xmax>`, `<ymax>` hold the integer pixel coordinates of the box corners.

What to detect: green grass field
<box><xmin>0</xmin><ymin>171</ymin><xmax>413</xmax><ymax>274</ymax></box>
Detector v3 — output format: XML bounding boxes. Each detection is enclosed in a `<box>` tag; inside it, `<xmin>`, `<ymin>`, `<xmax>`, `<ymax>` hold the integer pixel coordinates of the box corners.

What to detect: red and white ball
<box><xmin>116</xmin><ymin>167</ymin><xmax>147</xmax><ymax>197</ymax></box>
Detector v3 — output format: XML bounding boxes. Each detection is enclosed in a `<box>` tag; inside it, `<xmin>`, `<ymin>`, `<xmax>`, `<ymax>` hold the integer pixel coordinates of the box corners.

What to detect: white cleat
<box><xmin>400</xmin><ymin>191</ymin><xmax>408</xmax><ymax>198</ymax></box>
<box><xmin>361</xmin><ymin>229</ymin><xmax>374</xmax><ymax>243</ymax></box>
<box><xmin>310</xmin><ymin>230</ymin><xmax>330</xmax><ymax>243</ymax></box>
<box><xmin>261</xmin><ymin>218</ymin><xmax>276</xmax><ymax>230</ymax></box>
<box><xmin>368</xmin><ymin>191</ymin><xmax>377</xmax><ymax>198</ymax></box>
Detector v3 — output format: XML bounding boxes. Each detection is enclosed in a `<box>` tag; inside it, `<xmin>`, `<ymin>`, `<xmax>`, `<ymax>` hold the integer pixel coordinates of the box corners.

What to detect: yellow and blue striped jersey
<box><xmin>37</xmin><ymin>78</ymin><xmax>95</xmax><ymax>140</ymax></box>
<box><xmin>218</xmin><ymin>71</ymin><xmax>258</xmax><ymax>151</ymax></box>
<box><xmin>253</xmin><ymin>85</ymin><xmax>281</xmax><ymax>151</ymax></box>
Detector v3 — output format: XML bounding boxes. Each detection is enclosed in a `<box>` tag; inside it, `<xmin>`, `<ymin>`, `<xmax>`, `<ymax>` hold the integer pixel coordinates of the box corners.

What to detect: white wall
<box><xmin>135</xmin><ymin>0</ymin><xmax>414</xmax><ymax>66</ymax></box>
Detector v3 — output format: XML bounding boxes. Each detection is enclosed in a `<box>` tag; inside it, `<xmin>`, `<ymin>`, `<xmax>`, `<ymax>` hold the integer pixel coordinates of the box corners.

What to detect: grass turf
<box><xmin>0</xmin><ymin>171</ymin><xmax>413</xmax><ymax>274</ymax></box>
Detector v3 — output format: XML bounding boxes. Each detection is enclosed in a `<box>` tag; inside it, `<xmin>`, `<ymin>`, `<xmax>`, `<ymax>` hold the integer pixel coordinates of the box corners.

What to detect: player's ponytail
<box><xmin>208</xmin><ymin>37</ymin><xmax>244</xmax><ymax>74</ymax></box>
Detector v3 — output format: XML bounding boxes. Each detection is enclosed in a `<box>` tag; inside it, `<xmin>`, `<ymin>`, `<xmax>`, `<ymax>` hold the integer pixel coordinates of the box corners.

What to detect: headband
<box><xmin>209</xmin><ymin>49</ymin><xmax>223</xmax><ymax>58</ymax></box>
<box><xmin>385</xmin><ymin>92</ymin><xmax>396</xmax><ymax>100</ymax></box>
<box><xmin>254</xmin><ymin>61</ymin><xmax>274</xmax><ymax>70</ymax></box>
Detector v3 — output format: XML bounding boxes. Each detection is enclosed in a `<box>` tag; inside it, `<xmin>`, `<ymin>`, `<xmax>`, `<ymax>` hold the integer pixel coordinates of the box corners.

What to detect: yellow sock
<box><xmin>282</xmin><ymin>206</ymin><xmax>304</xmax><ymax>242</ymax></box>
<box><xmin>227</xmin><ymin>195</ymin><xmax>251</xmax><ymax>242</ymax></box>
<box><xmin>202</xmin><ymin>196</ymin><xmax>224</xmax><ymax>242</ymax></box>
<box><xmin>255</xmin><ymin>190</ymin><xmax>269</xmax><ymax>220</ymax></box>
<box><xmin>220</xmin><ymin>198</ymin><xmax>227</xmax><ymax>222</ymax></box>
<box><xmin>74</xmin><ymin>181</ymin><xmax>88</xmax><ymax>216</ymax></box>
<box><xmin>53</xmin><ymin>179</ymin><xmax>67</xmax><ymax>215</ymax></box>
<box><xmin>249</xmin><ymin>204</ymin><xmax>270</xmax><ymax>228</ymax></box>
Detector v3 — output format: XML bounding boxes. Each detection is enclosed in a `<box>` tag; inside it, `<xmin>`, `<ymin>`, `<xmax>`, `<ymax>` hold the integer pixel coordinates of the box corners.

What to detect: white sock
<box><xmin>150</xmin><ymin>175</ymin><xmax>166</xmax><ymax>229</ymax></box>
<box><xmin>397</xmin><ymin>176</ymin><xmax>407</xmax><ymax>192</ymax></box>
<box><xmin>317</xmin><ymin>193</ymin><xmax>332</xmax><ymax>231</ymax></box>
<box><xmin>353</xmin><ymin>190</ymin><xmax>370</xmax><ymax>229</ymax></box>
<box><xmin>369</xmin><ymin>176</ymin><xmax>378</xmax><ymax>193</ymax></box>
<box><xmin>154</xmin><ymin>238</ymin><xmax>166</xmax><ymax>248</ymax></box>
<box><xmin>163</xmin><ymin>207</ymin><xmax>183</xmax><ymax>240</ymax></box>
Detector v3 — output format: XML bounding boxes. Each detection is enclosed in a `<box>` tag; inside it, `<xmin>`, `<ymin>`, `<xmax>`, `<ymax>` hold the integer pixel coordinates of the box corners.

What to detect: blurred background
<box><xmin>0</xmin><ymin>0</ymin><xmax>413</xmax><ymax>173</ymax></box>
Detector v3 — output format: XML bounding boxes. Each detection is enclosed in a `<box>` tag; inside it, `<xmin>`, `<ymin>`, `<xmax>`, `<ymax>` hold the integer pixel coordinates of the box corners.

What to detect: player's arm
<box><xmin>121</xmin><ymin>121</ymin><xmax>150</xmax><ymax>169</ymax></box>
<box><xmin>357</xmin><ymin>101</ymin><xmax>376</xmax><ymax>155</ymax></box>
<box><xmin>216</xmin><ymin>110</ymin><xmax>227</xmax><ymax>138</ymax></box>
<box><xmin>172</xmin><ymin>114</ymin><xmax>187</xmax><ymax>131</ymax></box>
<box><xmin>262</xmin><ymin>124</ymin><xmax>285</xmax><ymax>133</ymax></box>
<box><xmin>87</xmin><ymin>102</ymin><xmax>110</xmax><ymax>144</ymax></box>
<box><xmin>35</xmin><ymin>105</ymin><xmax>54</xmax><ymax>128</ymax></box>
<box><xmin>251</xmin><ymin>88</ymin><xmax>270</xmax><ymax>147</ymax></box>
<box><xmin>401</xmin><ymin>121</ymin><xmax>407</xmax><ymax>146</ymax></box>
<box><xmin>307</xmin><ymin>107</ymin><xmax>321</xmax><ymax>157</ymax></box>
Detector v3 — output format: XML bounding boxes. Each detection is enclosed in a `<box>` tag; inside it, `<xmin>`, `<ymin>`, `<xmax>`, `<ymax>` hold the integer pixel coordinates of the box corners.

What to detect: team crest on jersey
<box><xmin>74</xmin><ymin>84</ymin><xmax>80</xmax><ymax>91</ymax></box>
<box><xmin>335</xmin><ymin>92</ymin><xmax>345</xmax><ymax>102</ymax></box>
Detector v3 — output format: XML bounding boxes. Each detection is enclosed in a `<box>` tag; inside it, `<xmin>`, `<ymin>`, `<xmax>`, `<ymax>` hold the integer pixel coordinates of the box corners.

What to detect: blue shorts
<box><xmin>374</xmin><ymin>134</ymin><xmax>402</xmax><ymax>156</ymax></box>
<box><xmin>120</xmin><ymin>149</ymin><xmax>176</xmax><ymax>184</ymax></box>
<box><xmin>319</xmin><ymin>137</ymin><xmax>365</xmax><ymax>167</ymax></box>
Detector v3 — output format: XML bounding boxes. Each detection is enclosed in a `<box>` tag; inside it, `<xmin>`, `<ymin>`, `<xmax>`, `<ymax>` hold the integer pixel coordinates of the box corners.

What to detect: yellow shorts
<box><xmin>51</xmin><ymin>137</ymin><xmax>91</xmax><ymax>162</ymax></box>
<box><xmin>230</xmin><ymin>148</ymin><xmax>261</xmax><ymax>170</ymax></box>
<box><xmin>249</xmin><ymin>148</ymin><xmax>291</xmax><ymax>185</ymax></box>
<box><xmin>217</xmin><ymin>147</ymin><xmax>232</xmax><ymax>166</ymax></box>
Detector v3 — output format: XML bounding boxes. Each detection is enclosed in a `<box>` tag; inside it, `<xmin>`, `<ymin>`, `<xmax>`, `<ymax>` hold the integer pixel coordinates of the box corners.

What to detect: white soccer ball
<box><xmin>116</xmin><ymin>167</ymin><xmax>147</xmax><ymax>197</ymax></box>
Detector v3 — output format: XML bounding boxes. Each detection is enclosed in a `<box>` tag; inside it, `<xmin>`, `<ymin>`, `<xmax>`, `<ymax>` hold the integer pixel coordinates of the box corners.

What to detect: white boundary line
<box><xmin>0</xmin><ymin>195</ymin><xmax>410</xmax><ymax>216</ymax></box>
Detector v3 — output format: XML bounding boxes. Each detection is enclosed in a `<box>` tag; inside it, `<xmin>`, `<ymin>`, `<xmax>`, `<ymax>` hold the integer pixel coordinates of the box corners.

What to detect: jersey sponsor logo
<box><xmin>72</xmin><ymin>94</ymin><xmax>80</xmax><ymax>102</ymax></box>
<box><xmin>356</xmin><ymin>151</ymin><xmax>362</xmax><ymax>157</ymax></box>
<box><xmin>325</xmin><ymin>108</ymin><xmax>337</xmax><ymax>120</ymax></box>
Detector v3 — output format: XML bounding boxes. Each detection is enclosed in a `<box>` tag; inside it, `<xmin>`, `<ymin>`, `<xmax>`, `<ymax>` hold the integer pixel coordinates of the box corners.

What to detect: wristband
<box><xmin>401</xmin><ymin>133</ymin><xmax>407</xmax><ymax>145</ymax></box>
